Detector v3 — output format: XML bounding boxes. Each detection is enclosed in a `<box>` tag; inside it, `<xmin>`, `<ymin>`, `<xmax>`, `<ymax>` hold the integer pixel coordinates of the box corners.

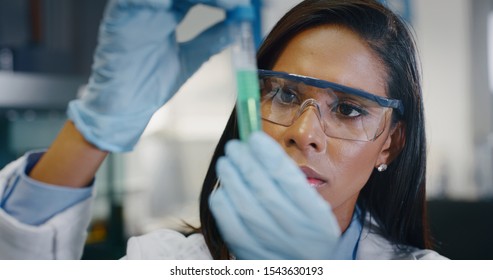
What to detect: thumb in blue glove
<box><xmin>209</xmin><ymin>132</ymin><xmax>341</xmax><ymax>259</ymax></box>
<box><xmin>68</xmin><ymin>0</ymin><xmax>251</xmax><ymax>152</ymax></box>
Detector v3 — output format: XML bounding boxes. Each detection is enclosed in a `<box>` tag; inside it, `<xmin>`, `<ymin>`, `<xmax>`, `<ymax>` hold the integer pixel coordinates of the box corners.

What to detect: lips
<box><xmin>299</xmin><ymin>166</ymin><xmax>327</xmax><ymax>188</ymax></box>
<box><xmin>307</xmin><ymin>177</ymin><xmax>324</xmax><ymax>187</ymax></box>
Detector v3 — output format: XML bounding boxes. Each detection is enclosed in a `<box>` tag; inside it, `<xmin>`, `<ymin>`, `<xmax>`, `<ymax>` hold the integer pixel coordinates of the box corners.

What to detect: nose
<box><xmin>282</xmin><ymin>105</ymin><xmax>327</xmax><ymax>153</ymax></box>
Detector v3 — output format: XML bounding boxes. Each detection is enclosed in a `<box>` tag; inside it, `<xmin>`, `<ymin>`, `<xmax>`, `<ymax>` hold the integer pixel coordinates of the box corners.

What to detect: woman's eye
<box><xmin>274</xmin><ymin>87</ymin><xmax>299</xmax><ymax>104</ymax></box>
<box><xmin>336</xmin><ymin>103</ymin><xmax>365</xmax><ymax>117</ymax></box>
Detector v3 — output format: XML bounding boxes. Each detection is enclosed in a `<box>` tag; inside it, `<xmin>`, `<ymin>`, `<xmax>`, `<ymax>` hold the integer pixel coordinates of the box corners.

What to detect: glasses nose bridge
<box><xmin>294</xmin><ymin>98</ymin><xmax>323</xmax><ymax>123</ymax></box>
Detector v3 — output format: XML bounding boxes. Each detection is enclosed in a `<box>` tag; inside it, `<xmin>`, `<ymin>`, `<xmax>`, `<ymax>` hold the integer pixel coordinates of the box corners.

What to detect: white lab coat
<box><xmin>0</xmin><ymin>154</ymin><xmax>447</xmax><ymax>260</ymax></box>
<box><xmin>121</xmin><ymin>218</ymin><xmax>448</xmax><ymax>260</ymax></box>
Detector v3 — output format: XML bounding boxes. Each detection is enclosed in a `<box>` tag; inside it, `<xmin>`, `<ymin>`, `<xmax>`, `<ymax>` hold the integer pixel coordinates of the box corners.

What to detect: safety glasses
<box><xmin>258</xmin><ymin>69</ymin><xmax>404</xmax><ymax>141</ymax></box>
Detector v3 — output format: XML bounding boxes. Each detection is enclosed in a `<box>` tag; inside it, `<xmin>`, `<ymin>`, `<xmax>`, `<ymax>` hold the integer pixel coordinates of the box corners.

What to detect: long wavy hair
<box><xmin>197</xmin><ymin>0</ymin><xmax>429</xmax><ymax>259</ymax></box>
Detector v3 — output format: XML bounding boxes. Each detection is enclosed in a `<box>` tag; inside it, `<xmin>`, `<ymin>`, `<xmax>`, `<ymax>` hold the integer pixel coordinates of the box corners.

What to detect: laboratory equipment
<box><xmin>229</xmin><ymin>6</ymin><xmax>262</xmax><ymax>141</ymax></box>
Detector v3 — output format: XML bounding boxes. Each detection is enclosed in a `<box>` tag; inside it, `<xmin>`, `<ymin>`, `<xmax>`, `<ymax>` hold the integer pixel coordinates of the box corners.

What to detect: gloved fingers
<box><xmin>104</xmin><ymin>0</ymin><xmax>172</xmax><ymax>15</ymax></box>
<box><xmin>215</xmin><ymin>157</ymin><xmax>300</xmax><ymax>253</ymax></box>
<box><xmin>213</xmin><ymin>154</ymin><xmax>340</xmax><ymax>259</ymax></box>
<box><xmin>211</xmin><ymin>179</ymin><xmax>338</xmax><ymax>260</ymax></box>
<box><xmin>100</xmin><ymin>0</ymin><xmax>182</xmax><ymax>50</ymax></box>
<box><xmin>248</xmin><ymin>132</ymin><xmax>341</xmax><ymax>238</ymax></box>
<box><xmin>178</xmin><ymin>20</ymin><xmax>233</xmax><ymax>81</ymax></box>
<box><xmin>223</xmin><ymin>140</ymin><xmax>336</xmax><ymax>253</ymax></box>
<box><xmin>185</xmin><ymin>0</ymin><xmax>250</xmax><ymax>10</ymax></box>
<box><xmin>247</xmin><ymin>132</ymin><xmax>338</xmax><ymax>222</ymax></box>
<box><xmin>224</xmin><ymin>141</ymin><xmax>309</xmax><ymax>229</ymax></box>
<box><xmin>209</xmin><ymin>187</ymin><xmax>280</xmax><ymax>259</ymax></box>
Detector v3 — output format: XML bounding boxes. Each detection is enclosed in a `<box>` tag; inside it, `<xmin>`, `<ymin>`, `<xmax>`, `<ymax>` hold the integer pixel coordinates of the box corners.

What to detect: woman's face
<box><xmin>263</xmin><ymin>25</ymin><xmax>396</xmax><ymax>228</ymax></box>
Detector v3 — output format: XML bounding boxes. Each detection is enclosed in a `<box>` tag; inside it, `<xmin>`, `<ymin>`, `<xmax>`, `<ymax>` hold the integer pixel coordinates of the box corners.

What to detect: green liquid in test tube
<box><xmin>230</xmin><ymin>6</ymin><xmax>261</xmax><ymax>141</ymax></box>
<box><xmin>236</xmin><ymin>70</ymin><xmax>261</xmax><ymax>141</ymax></box>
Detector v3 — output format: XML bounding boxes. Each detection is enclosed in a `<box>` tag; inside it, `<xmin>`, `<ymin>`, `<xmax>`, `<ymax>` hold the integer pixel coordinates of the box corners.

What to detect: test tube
<box><xmin>229</xmin><ymin>6</ymin><xmax>261</xmax><ymax>141</ymax></box>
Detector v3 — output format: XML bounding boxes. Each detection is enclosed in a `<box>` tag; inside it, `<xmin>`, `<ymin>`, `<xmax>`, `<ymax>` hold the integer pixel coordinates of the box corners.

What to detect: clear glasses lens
<box><xmin>259</xmin><ymin>76</ymin><xmax>392</xmax><ymax>141</ymax></box>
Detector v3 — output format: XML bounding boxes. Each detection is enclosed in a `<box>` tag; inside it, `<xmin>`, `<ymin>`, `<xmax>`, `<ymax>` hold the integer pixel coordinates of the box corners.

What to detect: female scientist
<box><xmin>0</xmin><ymin>0</ymin><xmax>447</xmax><ymax>259</ymax></box>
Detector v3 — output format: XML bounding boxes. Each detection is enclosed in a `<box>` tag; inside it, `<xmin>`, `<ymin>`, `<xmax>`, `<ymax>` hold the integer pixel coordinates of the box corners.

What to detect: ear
<box><xmin>376</xmin><ymin>121</ymin><xmax>406</xmax><ymax>168</ymax></box>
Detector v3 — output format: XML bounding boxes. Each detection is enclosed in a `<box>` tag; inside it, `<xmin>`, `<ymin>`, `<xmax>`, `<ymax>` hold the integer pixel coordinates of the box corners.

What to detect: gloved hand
<box><xmin>68</xmin><ymin>0</ymin><xmax>250</xmax><ymax>152</ymax></box>
<box><xmin>209</xmin><ymin>132</ymin><xmax>341</xmax><ymax>259</ymax></box>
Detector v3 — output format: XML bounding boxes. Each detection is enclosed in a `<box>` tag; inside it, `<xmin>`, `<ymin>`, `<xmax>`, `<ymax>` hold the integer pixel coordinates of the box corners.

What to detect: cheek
<box><xmin>330</xmin><ymin>143</ymin><xmax>377</xmax><ymax>182</ymax></box>
<box><xmin>331</xmin><ymin>141</ymin><xmax>380</xmax><ymax>170</ymax></box>
<box><xmin>262</xmin><ymin>121</ymin><xmax>283</xmax><ymax>139</ymax></box>
<box><xmin>318</xmin><ymin>140</ymin><xmax>384</xmax><ymax>208</ymax></box>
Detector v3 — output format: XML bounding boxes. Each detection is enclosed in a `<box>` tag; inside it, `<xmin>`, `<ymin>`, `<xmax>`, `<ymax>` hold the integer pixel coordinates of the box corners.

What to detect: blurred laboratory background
<box><xmin>0</xmin><ymin>0</ymin><xmax>492</xmax><ymax>259</ymax></box>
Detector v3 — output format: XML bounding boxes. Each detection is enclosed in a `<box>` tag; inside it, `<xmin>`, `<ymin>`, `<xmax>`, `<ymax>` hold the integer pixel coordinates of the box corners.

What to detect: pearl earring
<box><xmin>377</xmin><ymin>164</ymin><xmax>387</xmax><ymax>172</ymax></box>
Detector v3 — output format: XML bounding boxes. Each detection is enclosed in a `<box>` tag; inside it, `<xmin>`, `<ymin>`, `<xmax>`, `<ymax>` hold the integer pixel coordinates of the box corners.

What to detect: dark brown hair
<box><xmin>198</xmin><ymin>0</ymin><xmax>429</xmax><ymax>259</ymax></box>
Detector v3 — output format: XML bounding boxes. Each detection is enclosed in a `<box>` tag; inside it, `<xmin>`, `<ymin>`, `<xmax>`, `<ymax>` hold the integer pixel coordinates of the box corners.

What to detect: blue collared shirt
<box><xmin>0</xmin><ymin>151</ymin><xmax>93</xmax><ymax>225</ymax></box>
<box><xmin>331</xmin><ymin>207</ymin><xmax>363</xmax><ymax>259</ymax></box>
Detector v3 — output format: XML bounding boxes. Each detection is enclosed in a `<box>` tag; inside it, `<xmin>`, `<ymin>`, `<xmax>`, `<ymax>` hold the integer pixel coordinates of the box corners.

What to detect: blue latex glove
<box><xmin>209</xmin><ymin>132</ymin><xmax>341</xmax><ymax>259</ymax></box>
<box><xmin>68</xmin><ymin>0</ymin><xmax>250</xmax><ymax>152</ymax></box>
